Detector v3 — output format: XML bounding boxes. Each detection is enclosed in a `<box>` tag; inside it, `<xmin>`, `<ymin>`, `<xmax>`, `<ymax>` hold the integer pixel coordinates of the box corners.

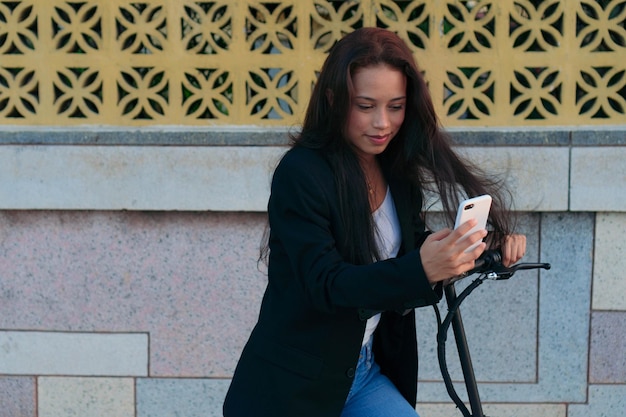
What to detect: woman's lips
<box><xmin>368</xmin><ymin>134</ymin><xmax>390</xmax><ymax>144</ymax></box>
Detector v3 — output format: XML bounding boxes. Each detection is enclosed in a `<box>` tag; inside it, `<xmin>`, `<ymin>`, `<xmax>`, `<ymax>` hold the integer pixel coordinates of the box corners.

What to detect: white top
<box><xmin>362</xmin><ymin>186</ymin><xmax>402</xmax><ymax>346</ymax></box>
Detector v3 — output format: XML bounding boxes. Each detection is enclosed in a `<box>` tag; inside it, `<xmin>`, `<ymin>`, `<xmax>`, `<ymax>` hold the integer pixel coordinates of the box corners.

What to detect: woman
<box><xmin>223</xmin><ymin>27</ymin><xmax>525</xmax><ymax>417</ymax></box>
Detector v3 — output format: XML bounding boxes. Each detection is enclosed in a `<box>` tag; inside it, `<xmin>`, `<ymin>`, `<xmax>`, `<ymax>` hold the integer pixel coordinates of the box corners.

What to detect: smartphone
<box><xmin>454</xmin><ymin>194</ymin><xmax>492</xmax><ymax>252</ymax></box>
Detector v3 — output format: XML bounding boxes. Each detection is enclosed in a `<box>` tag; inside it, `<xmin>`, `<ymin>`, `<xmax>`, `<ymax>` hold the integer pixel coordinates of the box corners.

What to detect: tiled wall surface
<box><xmin>1</xmin><ymin>129</ymin><xmax>625</xmax><ymax>417</ymax></box>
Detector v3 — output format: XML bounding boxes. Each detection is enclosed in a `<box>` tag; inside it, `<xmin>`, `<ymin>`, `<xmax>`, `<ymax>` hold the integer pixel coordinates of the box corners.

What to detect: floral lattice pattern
<box><xmin>117</xmin><ymin>67</ymin><xmax>168</xmax><ymax>120</ymax></box>
<box><xmin>577</xmin><ymin>66</ymin><xmax>626</xmax><ymax>118</ymax></box>
<box><xmin>0</xmin><ymin>67</ymin><xmax>38</xmax><ymax>118</ymax></box>
<box><xmin>246</xmin><ymin>68</ymin><xmax>297</xmax><ymax>120</ymax></box>
<box><xmin>310</xmin><ymin>0</ymin><xmax>363</xmax><ymax>52</ymax></box>
<box><xmin>443</xmin><ymin>1</ymin><xmax>496</xmax><ymax>52</ymax></box>
<box><xmin>0</xmin><ymin>2</ymin><xmax>37</xmax><ymax>54</ymax></box>
<box><xmin>54</xmin><ymin>67</ymin><xmax>103</xmax><ymax>118</ymax></box>
<box><xmin>511</xmin><ymin>67</ymin><xmax>562</xmax><ymax>119</ymax></box>
<box><xmin>577</xmin><ymin>0</ymin><xmax>626</xmax><ymax>51</ymax></box>
<box><xmin>0</xmin><ymin>0</ymin><xmax>624</xmax><ymax>126</ymax></box>
<box><xmin>182</xmin><ymin>68</ymin><xmax>232</xmax><ymax>119</ymax></box>
<box><xmin>510</xmin><ymin>1</ymin><xmax>564</xmax><ymax>51</ymax></box>
<box><xmin>375</xmin><ymin>1</ymin><xmax>430</xmax><ymax>49</ymax></box>
<box><xmin>52</xmin><ymin>3</ymin><xmax>101</xmax><ymax>53</ymax></box>
<box><xmin>182</xmin><ymin>2</ymin><xmax>232</xmax><ymax>54</ymax></box>
<box><xmin>445</xmin><ymin>67</ymin><xmax>495</xmax><ymax>119</ymax></box>
<box><xmin>246</xmin><ymin>2</ymin><xmax>297</xmax><ymax>53</ymax></box>
<box><xmin>116</xmin><ymin>3</ymin><xmax>167</xmax><ymax>54</ymax></box>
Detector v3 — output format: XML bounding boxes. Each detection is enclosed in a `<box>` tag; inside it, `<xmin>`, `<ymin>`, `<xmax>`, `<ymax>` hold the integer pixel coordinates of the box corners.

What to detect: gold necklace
<box><xmin>361</xmin><ymin>159</ymin><xmax>378</xmax><ymax>200</ymax></box>
<box><xmin>365</xmin><ymin>174</ymin><xmax>376</xmax><ymax>197</ymax></box>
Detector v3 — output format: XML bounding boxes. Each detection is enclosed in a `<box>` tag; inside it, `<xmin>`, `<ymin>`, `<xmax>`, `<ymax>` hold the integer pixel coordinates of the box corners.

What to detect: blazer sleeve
<box><xmin>267</xmin><ymin>148</ymin><xmax>440</xmax><ymax>316</ymax></box>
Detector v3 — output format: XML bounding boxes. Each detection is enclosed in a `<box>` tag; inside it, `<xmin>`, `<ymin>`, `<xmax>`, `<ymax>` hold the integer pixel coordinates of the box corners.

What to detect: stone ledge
<box><xmin>572</xmin><ymin>127</ymin><xmax>626</xmax><ymax>146</ymax></box>
<box><xmin>0</xmin><ymin>127</ymin><xmax>292</xmax><ymax>146</ymax></box>
<box><xmin>0</xmin><ymin>145</ymin><xmax>576</xmax><ymax>211</ymax></box>
<box><xmin>0</xmin><ymin>126</ymin><xmax>624</xmax><ymax>146</ymax></box>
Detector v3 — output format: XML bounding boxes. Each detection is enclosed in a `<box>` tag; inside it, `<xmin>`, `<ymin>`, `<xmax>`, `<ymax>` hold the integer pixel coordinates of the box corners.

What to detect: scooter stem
<box><xmin>444</xmin><ymin>284</ymin><xmax>485</xmax><ymax>417</ymax></box>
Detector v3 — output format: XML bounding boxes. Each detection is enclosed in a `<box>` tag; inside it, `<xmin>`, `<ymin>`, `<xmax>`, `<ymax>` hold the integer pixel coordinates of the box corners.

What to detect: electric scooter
<box><xmin>435</xmin><ymin>250</ymin><xmax>551</xmax><ymax>417</ymax></box>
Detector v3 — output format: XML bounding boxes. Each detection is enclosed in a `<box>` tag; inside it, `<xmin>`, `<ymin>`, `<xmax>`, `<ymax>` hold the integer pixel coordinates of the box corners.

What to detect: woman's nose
<box><xmin>373</xmin><ymin>109</ymin><xmax>390</xmax><ymax>129</ymax></box>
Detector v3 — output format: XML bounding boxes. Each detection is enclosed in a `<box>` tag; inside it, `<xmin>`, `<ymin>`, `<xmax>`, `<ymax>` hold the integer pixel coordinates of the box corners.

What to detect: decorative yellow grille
<box><xmin>0</xmin><ymin>0</ymin><xmax>624</xmax><ymax>127</ymax></box>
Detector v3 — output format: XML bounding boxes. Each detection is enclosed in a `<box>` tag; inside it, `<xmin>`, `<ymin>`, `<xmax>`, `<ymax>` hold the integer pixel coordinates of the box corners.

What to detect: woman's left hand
<box><xmin>501</xmin><ymin>234</ymin><xmax>526</xmax><ymax>266</ymax></box>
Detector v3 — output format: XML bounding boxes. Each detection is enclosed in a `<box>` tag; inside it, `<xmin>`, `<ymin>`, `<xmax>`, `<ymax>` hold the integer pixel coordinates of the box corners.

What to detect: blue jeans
<box><xmin>340</xmin><ymin>337</ymin><xmax>420</xmax><ymax>417</ymax></box>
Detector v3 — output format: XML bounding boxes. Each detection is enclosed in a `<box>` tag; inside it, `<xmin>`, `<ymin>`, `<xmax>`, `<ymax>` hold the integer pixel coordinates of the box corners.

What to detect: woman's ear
<box><xmin>325</xmin><ymin>89</ymin><xmax>333</xmax><ymax>107</ymax></box>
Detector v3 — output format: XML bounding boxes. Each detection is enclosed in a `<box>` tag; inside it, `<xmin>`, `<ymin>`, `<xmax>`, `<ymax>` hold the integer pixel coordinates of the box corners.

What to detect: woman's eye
<box><xmin>357</xmin><ymin>104</ymin><xmax>374</xmax><ymax>110</ymax></box>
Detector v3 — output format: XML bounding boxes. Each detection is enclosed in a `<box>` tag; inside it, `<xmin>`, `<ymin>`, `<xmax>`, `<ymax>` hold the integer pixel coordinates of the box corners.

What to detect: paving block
<box><xmin>590</xmin><ymin>312</ymin><xmax>626</xmax><ymax>383</ymax></box>
<box><xmin>137</xmin><ymin>378</ymin><xmax>231</xmax><ymax>417</ymax></box>
<box><xmin>0</xmin><ymin>377</ymin><xmax>35</xmax><ymax>417</ymax></box>
<box><xmin>571</xmin><ymin>147</ymin><xmax>626</xmax><ymax>211</ymax></box>
<box><xmin>593</xmin><ymin>213</ymin><xmax>626</xmax><ymax>310</ymax></box>
<box><xmin>568</xmin><ymin>385</ymin><xmax>626</xmax><ymax>417</ymax></box>
<box><xmin>0</xmin><ymin>331</ymin><xmax>147</xmax><ymax>376</ymax></box>
<box><xmin>38</xmin><ymin>377</ymin><xmax>134</xmax><ymax>417</ymax></box>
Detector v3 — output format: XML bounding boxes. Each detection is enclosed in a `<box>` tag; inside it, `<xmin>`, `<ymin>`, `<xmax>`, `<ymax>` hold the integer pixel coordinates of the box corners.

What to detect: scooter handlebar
<box><xmin>468</xmin><ymin>249</ymin><xmax>551</xmax><ymax>280</ymax></box>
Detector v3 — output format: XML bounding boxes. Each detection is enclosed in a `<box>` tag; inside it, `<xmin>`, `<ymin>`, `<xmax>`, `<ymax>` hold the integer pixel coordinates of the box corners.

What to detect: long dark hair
<box><xmin>266</xmin><ymin>27</ymin><xmax>513</xmax><ymax>265</ymax></box>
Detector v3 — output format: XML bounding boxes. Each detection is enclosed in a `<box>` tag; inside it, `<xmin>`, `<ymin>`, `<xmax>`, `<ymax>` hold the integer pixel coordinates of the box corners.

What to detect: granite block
<box><xmin>0</xmin><ymin>211</ymin><xmax>268</xmax><ymax>377</ymax></box>
<box><xmin>568</xmin><ymin>385</ymin><xmax>626</xmax><ymax>417</ymax></box>
<box><xmin>0</xmin><ymin>145</ymin><xmax>286</xmax><ymax>211</ymax></box>
<box><xmin>137</xmin><ymin>378</ymin><xmax>230</xmax><ymax>417</ymax></box>
<box><xmin>590</xmin><ymin>312</ymin><xmax>626</xmax><ymax>383</ymax></box>
<box><xmin>0</xmin><ymin>377</ymin><xmax>36</xmax><ymax>417</ymax></box>
<box><xmin>592</xmin><ymin>213</ymin><xmax>626</xmax><ymax>310</ymax></box>
<box><xmin>532</xmin><ymin>213</ymin><xmax>593</xmax><ymax>400</ymax></box>
<box><xmin>571</xmin><ymin>147</ymin><xmax>626</xmax><ymax>211</ymax></box>
<box><xmin>38</xmin><ymin>377</ymin><xmax>134</xmax><ymax>417</ymax></box>
<box><xmin>458</xmin><ymin>147</ymin><xmax>569</xmax><ymax>211</ymax></box>
<box><xmin>0</xmin><ymin>331</ymin><xmax>147</xmax><ymax>376</ymax></box>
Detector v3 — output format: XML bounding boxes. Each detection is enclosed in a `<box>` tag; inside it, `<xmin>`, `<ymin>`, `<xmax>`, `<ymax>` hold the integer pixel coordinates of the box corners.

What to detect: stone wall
<box><xmin>0</xmin><ymin>128</ymin><xmax>625</xmax><ymax>417</ymax></box>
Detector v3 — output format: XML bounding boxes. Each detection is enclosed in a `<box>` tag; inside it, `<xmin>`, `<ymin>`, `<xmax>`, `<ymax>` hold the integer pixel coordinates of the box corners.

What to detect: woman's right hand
<box><xmin>419</xmin><ymin>219</ymin><xmax>488</xmax><ymax>284</ymax></box>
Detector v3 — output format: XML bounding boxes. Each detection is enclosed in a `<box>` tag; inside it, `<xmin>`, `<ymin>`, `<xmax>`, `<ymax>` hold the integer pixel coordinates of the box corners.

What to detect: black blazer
<box><xmin>223</xmin><ymin>146</ymin><xmax>441</xmax><ymax>417</ymax></box>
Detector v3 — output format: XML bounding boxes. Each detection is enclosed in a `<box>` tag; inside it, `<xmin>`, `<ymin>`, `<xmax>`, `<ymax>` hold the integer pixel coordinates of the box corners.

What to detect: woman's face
<box><xmin>345</xmin><ymin>64</ymin><xmax>407</xmax><ymax>162</ymax></box>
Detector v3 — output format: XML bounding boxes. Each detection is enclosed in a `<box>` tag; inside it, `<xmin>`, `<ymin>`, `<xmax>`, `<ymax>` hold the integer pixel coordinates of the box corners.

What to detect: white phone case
<box><xmin>454</xmin><ymin>194</ymin><xmax>492</xmax><ymax>252</ymax></box>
